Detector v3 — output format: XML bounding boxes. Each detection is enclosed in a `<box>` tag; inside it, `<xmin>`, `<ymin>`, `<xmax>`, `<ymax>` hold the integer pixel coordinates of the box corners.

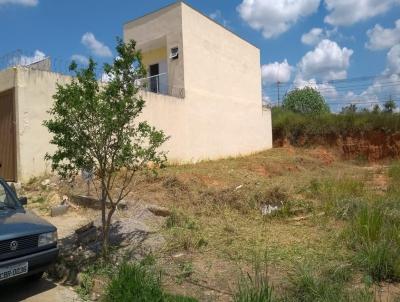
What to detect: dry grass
<box><xmin>22</xmin><ymin>147</ymin><xmax>399</xmax><ymax>301</ymax></box>
<box><xmin>125</xmin><ymin>147</ymin><xmax>387</xmax><ymax>300</ymax></box>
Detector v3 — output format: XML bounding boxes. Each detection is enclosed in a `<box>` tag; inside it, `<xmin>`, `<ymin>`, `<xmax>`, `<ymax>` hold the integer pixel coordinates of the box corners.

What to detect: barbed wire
<box><xmin>0</xmin><ymin>49</ymin><xmax>107</xmax><ymax>79</ymax></box>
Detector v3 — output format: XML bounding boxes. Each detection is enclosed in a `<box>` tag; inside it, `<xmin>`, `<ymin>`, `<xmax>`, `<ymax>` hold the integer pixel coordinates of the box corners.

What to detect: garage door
<box><xmin>0</xmin><ymin>89</ymin><xmax>17</xmax><ymax>182</ymax></box>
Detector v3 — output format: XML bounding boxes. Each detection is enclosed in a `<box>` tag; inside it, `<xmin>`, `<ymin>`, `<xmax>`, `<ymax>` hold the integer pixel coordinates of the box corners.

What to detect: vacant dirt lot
<box><xmin>19</xmin><ymin>147</ymin><xmax>400</xmax><ymax>301</ymax></box>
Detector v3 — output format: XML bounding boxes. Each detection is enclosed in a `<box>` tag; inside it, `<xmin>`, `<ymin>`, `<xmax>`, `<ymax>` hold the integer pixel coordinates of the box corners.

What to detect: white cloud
<box><xmin>0</xmin><ymin>0</ymin><xmax>37</xmax><ymax>6</ymax></box>
<box><xmin>302</xmin><ymin>27</ymin><xmax>354</xmax><ymax>46</ymax></box>
<box><xmin>81</xmin><ymin>32</ymin><xmax>112</xmax><ymax>57</ymax></box>
<box><xmin>209</xmin><ymin>10</ymin><xmax>229</xmax><ymax>27</ymax></box>
<box><xmin>237</xmin><ymin>0</ymin><xmax>320</xmax><ymax>38</ymax></box>
<box><xmin>11</xmin><ymin>50</ymin><xmax>46</xmax><ymax>66</ymax></box>
<box><xmin>261</xmin><ymin>59</ymin><xmax>293</xmax><ymax>83</ymax></box>
<box><xmin>297</xmin><ymin>39</ymin><xmax>353</xmax><ymax>81</ymax></box>
<box><xmin>71</xmin><ymin>54</ymin><xmax>89</xmax><ymax>65</ymax></box>
<box><xmin>301</xmin><ymin>28</ymin><xmax>325</xmax><ymax>45</ymax></box>
<box><xmin>324</xmin><ymin>0</ymin><xmax>400</xmax><ymax>26</ymax></box>
<box><xmin>354</xmin><ymin>45</ymin><xmax>400</xmax><ymax>103</ymax></box>
<box><xmin>262</xmin><ymin>94</ymin><xmax>272</xmax><ymax>104</ymax></box>
<box><xmin>294</xmin><ymin>78</ymin><xmax>338</xmax><ymax>99</ymax></box>
<box><xmin>385</xmin><ymin>44</ymin><xmax>400</xmax><ymax>75</ymax></box>
<box><xmin>366</xmin><ymin>20</ymin><xmax>400</xmax><ymax>50</ymax></box>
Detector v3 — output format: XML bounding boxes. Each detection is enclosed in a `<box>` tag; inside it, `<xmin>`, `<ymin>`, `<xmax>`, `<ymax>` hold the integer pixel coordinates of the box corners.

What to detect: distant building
<box><xmin>0</xmin><ymin>2</ymin><xmax>272</xmax><ymax>182</ymax></box>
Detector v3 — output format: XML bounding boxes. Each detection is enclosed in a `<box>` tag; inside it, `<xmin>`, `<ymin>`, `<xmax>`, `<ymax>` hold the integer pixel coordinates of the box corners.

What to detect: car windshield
<box><xmin>0</xmin><ymin>182</ymin><xmax>18</xmax><ymax>210</ymax></box>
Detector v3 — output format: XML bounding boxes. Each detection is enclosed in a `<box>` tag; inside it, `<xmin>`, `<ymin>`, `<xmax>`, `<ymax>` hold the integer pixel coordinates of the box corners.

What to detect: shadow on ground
<box><xmin>0</xmin><ymin>278</ymin><xmax>78</xmax><ymax>302</ymax></box>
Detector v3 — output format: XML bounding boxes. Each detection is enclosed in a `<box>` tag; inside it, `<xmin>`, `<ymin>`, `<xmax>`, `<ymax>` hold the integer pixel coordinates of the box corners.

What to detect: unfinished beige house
<box><xmin>0</xmin><ymin>1</ymin><xmax>272</xmax><ymax>182</ymax></box>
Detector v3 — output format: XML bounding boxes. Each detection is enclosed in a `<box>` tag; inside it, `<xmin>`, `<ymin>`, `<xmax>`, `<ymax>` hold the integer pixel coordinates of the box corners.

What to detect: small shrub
<box><xmin>76</xmin><ymin>271</ymin><xmax>93</xmax><ymax>300</ymax></box>
<box><xmin>176</xmin><ymin>261</ymin><xmax>194</xmax><ymax>284</ymax></box>
<box><xmin>162</xmin><ymin>176</ymin><xmax>189</xmax><ymax>192</ymax></box>
<box><xmin>104</xmin><ymin>263</ymin><xmax>197</xmax><ymax>302</ymax></box>
<box><xmin>104</xmin><ymin>263</ymin><xmax>162</xmax><ymax>302</ymax></box>
<box><xmin>167</xmin><ymin>228</ymin><xmax>207</xmax><ymax>252</ymax></box>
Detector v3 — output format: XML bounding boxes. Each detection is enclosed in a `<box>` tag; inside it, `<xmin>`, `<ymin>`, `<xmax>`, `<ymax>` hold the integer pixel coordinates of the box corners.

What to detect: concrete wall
<box><xmin>126</xmin><ymin>1</ymin><xmax>272</xmax><ymax>161</ymax></box>
<box><xmin>15</xmin><ymin>68</ymin><xmax>72</xmax><ymax>181</ymax></box>
<box><xmin>124</xmin><ymin>3</ymin><xmax>272</xmax><ymax>161</ymax></box>
<box><xmin>124</xmin><ymin>3</ymin><xmax>185</xmax><ymax>91</ymax></box>
<box><xmin>0</xmin><ymin>2</ymin><xmax>272</xmax><ymax>181</ymax></box>
<box><xmin>180</xmin><ymin>3</ymin><xmax>272</xmax><ymax>157</ymax></box>
<box><xmin>141</xmin><ymin>47</ymin><xmax>167</xmax><ymax>67</ymax></box>
<box><xmin>0</xmin><ymin>68</ymin><xmax>16</xmax><ymax>92</ymax></box>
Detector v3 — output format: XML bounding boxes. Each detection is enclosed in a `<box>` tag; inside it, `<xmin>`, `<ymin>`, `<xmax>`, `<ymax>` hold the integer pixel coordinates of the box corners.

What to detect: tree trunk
<box><xmin>101</xmin><ymin>183</ymin><xmax>108</xmax><ymax>258</ymax></box>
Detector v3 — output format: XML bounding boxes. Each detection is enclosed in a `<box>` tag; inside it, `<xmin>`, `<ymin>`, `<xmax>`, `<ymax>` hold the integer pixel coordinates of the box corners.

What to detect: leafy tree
<box><xmin>341</xmin><ymin>104</ymin><xmax>358</xmax><ymax>114</ymax></box>
<box><xmin>44</xmin><ymin>39</ymin><xmax>168</xmax><ymax>256</ymax></box>
<box><xmin>282</xmin><ymin>87</ymin><xmax>330</xmax><ymax>114</ymax></box>
<box><xmin>372</xmin><ymin>104</ymin><xmax>381</xmax><ymax>114</ymax></box>
<box><xmin>384</xmin><ymin>99</ymin><xmax>397</xmax><ymax>113</ymax></box>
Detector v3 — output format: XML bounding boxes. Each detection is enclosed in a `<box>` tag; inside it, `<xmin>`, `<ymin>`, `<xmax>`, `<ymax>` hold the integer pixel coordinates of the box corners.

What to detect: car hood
<box><xmin>0</xmin><ymin>209</ymin><xmax>56</xmax><ymax>240</ymax></box>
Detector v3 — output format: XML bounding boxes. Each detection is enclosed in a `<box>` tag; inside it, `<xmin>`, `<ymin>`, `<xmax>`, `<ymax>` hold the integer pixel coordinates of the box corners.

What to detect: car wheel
<box><xmin>26</xmin><ymin>272</ymin><xmax>44</xmax><ymax>282</ymax></box>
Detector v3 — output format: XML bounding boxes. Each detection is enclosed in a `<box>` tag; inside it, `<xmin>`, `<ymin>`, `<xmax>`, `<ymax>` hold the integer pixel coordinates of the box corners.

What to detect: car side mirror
<box><xmin>19</xmin><ymin>197</ymin><xmax>28</xmax><ymax>206</ymax></box>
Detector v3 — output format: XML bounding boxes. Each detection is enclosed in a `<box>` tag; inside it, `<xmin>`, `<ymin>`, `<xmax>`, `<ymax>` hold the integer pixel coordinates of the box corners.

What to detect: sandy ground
<box><xmin>0</xmin><ymin>278</ymin><xmax>80</xmax><ymax>302</ymax></box>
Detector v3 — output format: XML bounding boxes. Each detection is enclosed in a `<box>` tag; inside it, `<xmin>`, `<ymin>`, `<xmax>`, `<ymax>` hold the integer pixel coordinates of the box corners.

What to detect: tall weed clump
<box><xmin>104</xmin><ymin>263</ymin><xmax>197</xmax><ymax>302</ymax></box>
<box><xmin>234</xmin><ymin>257</ymin><xmax>274</xmax><ymax>302</ymax></box>
<box><xmin>284</xmin><ymin>264</ymin><xmax>373</xmax><ymax>302</ymax></box>
<box><xmin>307</xmin><ymin>178</ymin><xmax>365</xmax><ymax>219</ymax></box>
<box><xmin>345</xmin><ymin>204</ymin><xmax>400</xmax><ymax>281</ymax></box>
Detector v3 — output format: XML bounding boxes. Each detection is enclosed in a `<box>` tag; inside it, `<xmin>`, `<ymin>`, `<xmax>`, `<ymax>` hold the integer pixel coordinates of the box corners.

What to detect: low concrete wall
<box><xmin>141</xmin><ymin>90</ymin><xmax>272</xmax><ymax>162</ymax></box>
<box><xmin>1</xmin><ymin>66</ymin><xmax>271</xmax><ymax>181</ymax></box>
<box><xmin>15</xmin><ymin>67</ymin><xmax>72</xmax><ymax>181</ymax></box>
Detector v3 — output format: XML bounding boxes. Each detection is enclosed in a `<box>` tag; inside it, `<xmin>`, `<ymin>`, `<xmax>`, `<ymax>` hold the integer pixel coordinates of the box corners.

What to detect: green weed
<box><xmin>345</xmin><ymin>204</ymin><xmax>400</xmax><ymax>281</ymax></box>
<box><xmin>104</xmin><ymin>262</ymin><xmax>197</xmax><ymax>302</ymax></box>
<box><xmin>234</xmin><ymin>259</ymin><xmax>274</xmax><ymax>302</ymax></box>
<box><xmin>285</xmin><ymin>263</ymin><xmax>373</xmax><ymax>302</ymax></box>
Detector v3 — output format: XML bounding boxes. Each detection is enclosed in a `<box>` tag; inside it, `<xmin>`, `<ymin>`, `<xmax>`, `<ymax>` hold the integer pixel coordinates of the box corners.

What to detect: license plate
<box><xmin>0</xmin><ymin>262</ymin><xmax>29</xmax><ymax>281</ymax></box>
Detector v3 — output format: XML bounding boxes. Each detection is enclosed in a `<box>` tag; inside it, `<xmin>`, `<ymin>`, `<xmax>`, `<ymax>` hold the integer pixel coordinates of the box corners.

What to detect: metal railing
<box><xmin>136</xmin><ymin>73</ymin><xmax>185</xmax><ymax>99</ymax></box>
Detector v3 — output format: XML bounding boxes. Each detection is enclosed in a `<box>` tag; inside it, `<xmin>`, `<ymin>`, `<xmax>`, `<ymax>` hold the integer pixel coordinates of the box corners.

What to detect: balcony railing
<box><xmin>136</xmin><ymin>73</ymin><xmax>185</xmax><ymax>99</ymax></box>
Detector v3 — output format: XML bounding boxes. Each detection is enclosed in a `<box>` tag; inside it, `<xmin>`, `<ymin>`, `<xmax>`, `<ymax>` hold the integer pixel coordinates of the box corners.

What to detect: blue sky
<box><xmin>1</xmin><ymin>0</ymin><xmax>400</xmax><ymax>110</ymax></box>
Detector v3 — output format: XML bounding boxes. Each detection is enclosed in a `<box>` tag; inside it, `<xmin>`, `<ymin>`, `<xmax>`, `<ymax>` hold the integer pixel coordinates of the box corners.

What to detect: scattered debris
<box><xmin>289</xmin><ymin>212</ymin><xmax>325</xmax><ymax>222</ymax></box>
<box><xmin>234</xmin><ymin>184</ymin><xmax>243</xmax><ymax>191</ymax></box>
<box><xmin>117</xmin><ymin>200</ymin><xmax>128</xmax><ymax>210</ymax></box>
<box><xmin>147</xmin><ymin>205</ymin><xmax>171</xmax><ymax>217</ymax></box>
<box><xmin>260</xmin><ymin>204</ymin><xmax>280</xmax><ymax>215</ymax></box>
<box><xmin>41</xmin><ymin>179</ymin><xmax>51</xmax><ymax>186</ymax></box>
<box><xmin>51</xmin><ymin>204</ymin><xmax>69</xmax><ymax>217</ymax></box>
<box><xmin>172</xmin><ymin>252</ymin><xmax>185</xmax><ymax>258</ymax></box>
<box><xmin>70</xmin><ymin>195</ymin><xmax>101</xmax><ymax>209</ymax></box>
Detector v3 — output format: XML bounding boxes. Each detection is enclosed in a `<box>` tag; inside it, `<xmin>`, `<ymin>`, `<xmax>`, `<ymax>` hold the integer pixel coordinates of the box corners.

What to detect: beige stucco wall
<box><xmin>124</xmin><ymin>2</ymin><xmax>272</xmax><ymax>161</ymax></box>
<box><xmin>141</xmin><ymin>47</ymin><xmax>167</xmax><ymax>68</ymax></box>
<box><xmin>0</xmin><ymin>2</ymin><xmax>272</xmax><ymax>181</ymax></box>
<box><xmin>180</xmin><ymin>3</ymin><xmax>272</xmax><ymax>158</ymax></box>
<box><xmin>130</xmin><ymin>2</ymin><xmax>272</xmax><ymax>161</ymax></box>
<box><xmin>0</xmin><ymin>68</ymin><xmax>16</xmax><ymax>92</ymax></box>
<box><xmin>14</xmin><ymin>67</ymin><xmax>72</xmax><ymax>181</ymax></box>
<box><xmin>124</xmin><ymin>3</ymin><xmax>185</xmax><ymax>91</ymax></box>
